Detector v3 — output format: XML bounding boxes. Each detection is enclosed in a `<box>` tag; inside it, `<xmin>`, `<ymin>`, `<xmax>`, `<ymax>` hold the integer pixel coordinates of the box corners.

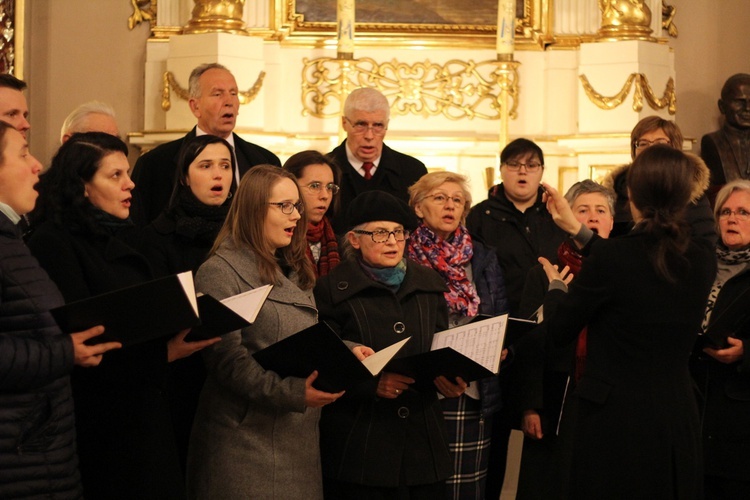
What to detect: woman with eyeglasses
<box><xmin>406</xmin><ymin>171</ymin><xmax>508</xmax><ymax>499</ymax></box>
<box><xmin>691</xmin><ymin>179</ymin><xmax>750</xmax><ymax>499</ymax></box>
<box><xmin>187</xmin><ymin>165</ymin><xmax>345</xmax><ymax>499</ymax></box>
<box><xmin>315</xmin><ymin>190</ymin><xmax>467</xmax><ymax>499</ymax></box>
<box><xmin>466</xmin><ymin>137</ymin><xmax>568</xmax><ymax>499</ymax></box>
<box><xmin>283</xmin><ymin>151</ymin><xmax>342</xmax><ymax>277</ymax></box>
<box><xmin>604</xmin><ymin>116</ymin><xmax>716</xmax><ymax>242</ymax></box>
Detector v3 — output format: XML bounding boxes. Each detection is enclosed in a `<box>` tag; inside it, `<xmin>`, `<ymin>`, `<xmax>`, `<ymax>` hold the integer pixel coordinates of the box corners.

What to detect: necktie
<box><xmin>362</xmin><ymin>162</ymin><xmax>374</xmax><ymax>180</ymax></box>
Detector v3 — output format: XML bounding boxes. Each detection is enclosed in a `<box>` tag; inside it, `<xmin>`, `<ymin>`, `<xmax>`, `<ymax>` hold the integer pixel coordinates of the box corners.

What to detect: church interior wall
<box><xmin>21</xmin><ymin>1</ymin><xmax>750</xmax><ymax>197</ymax></box>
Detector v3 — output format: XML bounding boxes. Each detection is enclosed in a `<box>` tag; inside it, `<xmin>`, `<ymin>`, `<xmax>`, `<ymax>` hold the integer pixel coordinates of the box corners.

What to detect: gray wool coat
<box><xmin>186</xmin><ymin>240</ymin><xmax>322</xmax><ymax>500</ymax></box>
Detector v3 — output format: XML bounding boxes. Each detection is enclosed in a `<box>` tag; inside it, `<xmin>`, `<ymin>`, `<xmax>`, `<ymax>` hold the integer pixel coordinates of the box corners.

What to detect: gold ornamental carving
<box><xmin>161</xmin><ymin>70</ymin><xmax>266</xmax><ymax>111</ymax></box>
<box><xmin>184</xmin><ymin>0</ymin><xmax>248</xmax><ymax>35</ymax></box>
<box><xmin>579</xmin><ymin>73</ymin><xmax>676</xmax><ymax>115</ymax></box>
<box><xmin>597</xmin><ymin>0</ymin><xmax>655</xmax><ymax>41</ymax></box>
<box><xmin>661</xmin><ymin>1</ymin><xmax>678</xmax><ymax>37</ymax></box>
<box><xmin>301</xmin><ymin>57</ymin><xmax>519</xmax><ymax>122</ymax></box>
<box><xmin>128</xmin><ymin>0</ymin><xmax>155</xmax><ymax>30</ymax></box>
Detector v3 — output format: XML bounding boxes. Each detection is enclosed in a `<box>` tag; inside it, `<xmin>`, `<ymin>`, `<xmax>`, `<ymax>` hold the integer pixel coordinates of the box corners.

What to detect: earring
<box><xmin>226</xmin><ymin>190</ymin><xmax>233</xmax><ymax>199</ymax></box>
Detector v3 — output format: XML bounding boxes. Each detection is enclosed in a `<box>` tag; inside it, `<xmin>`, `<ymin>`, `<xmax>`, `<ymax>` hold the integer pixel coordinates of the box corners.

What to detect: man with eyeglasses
<box><xmin>702</xmin><ymin>73</ymin><xmax>750</xmax><ymax>197</ymax></box>
<box><xmin>329</xmin><ymin>88</ymin><xmax>428</xmax><ymax>234</ymax></box>
<box><xmin>130</xmin><ymin>63</ymin><xmax>280</xmax><ymax>226</ymax></box>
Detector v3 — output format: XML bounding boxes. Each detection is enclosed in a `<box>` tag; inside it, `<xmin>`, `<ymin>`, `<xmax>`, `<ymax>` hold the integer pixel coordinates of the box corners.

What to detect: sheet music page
<box><xmin>430</xmin><ymin>314</ymin><xmax>508</xmax><ymax>373</ymax></box>
<box><xmin>220</xmin><ymin>284</ymin><xmax>273</xmax><ymax>323</ymax></box>
<box><xmin>361</xmin><ymin>337</ymin><xmax>411</xmax><ymax>375</ymax></box>
<box><xmin>177</xmin><ymin>271</ymin><xmax>198</xmax><ymax>316</ymax></box>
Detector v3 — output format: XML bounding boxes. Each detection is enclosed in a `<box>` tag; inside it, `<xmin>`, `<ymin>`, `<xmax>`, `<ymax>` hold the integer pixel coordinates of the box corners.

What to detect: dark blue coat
<box><xmin>0</xmin><ymin>213</ymin><xmax>81</xmax><ymax>498</ymax></box>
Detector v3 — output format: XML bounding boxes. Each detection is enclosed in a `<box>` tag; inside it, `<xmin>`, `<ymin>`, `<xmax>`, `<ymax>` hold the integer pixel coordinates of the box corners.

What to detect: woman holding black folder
<box><xmin>407</xmin><ymin>171</ymin><xmax>508</xmax><ymax>500</ymax></box>
<box><xmin>136</xmin><ymin>134</ymin><xmax>233</xmax><ymax>473</ymax></box>
<box><xmin>691</xmin><ymin>179</ymin><xmax>750</xmax><ymax>499</ymax></box>
<box><xmin>27</xmin><ymin>133</ymin><xmax>216</xmax><ymax>499</ymax></box>
<box><xmin>187</xmin><ymin>165</ymin><xmax>346</xmax><ymax>499</ymax></box>
<box><xmin>314</xmin><ymin>190</ymin><xmax>467</xmax><ymax>499</ymax></box>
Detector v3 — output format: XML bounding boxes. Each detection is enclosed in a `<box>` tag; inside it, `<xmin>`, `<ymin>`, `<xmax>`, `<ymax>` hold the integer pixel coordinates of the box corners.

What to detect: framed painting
<box><xmin>279</xmin><ymin>0</ymin><xmax>551</xmax><ymax>48</ymax></box>
<box><xmin>0</xmin><ymin>0</ymin><xmax>23</xmax><ymax>77</ymax></box>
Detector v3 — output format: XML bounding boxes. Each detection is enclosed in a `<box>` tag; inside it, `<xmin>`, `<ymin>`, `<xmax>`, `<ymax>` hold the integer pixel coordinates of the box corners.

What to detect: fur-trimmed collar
<box><xmin>602</xmin><ymin>153</ymin><xmax>710</xmax><ymax>204</ymax></box>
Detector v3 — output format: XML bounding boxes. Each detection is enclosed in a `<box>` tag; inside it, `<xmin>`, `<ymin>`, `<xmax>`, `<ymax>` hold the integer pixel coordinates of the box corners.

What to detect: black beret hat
<box><xmin>346</xmin><ymin>190</ymin><xmax>418</xmax><ymax>231</ymax></box>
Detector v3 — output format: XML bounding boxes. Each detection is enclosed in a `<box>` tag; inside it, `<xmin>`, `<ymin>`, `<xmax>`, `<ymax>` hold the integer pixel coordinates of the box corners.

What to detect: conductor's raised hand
<box><xmin>71</xmin><ymin>325</ymin><xmax>122</xmax><ymax>367</ymax></box>
<box><xmin>538</xmin><ymin>257</ymin><xmax>574</xmax><ymax>286</ymax></box>
<box><xmin>304</xmin><ymin>370</ymin><xmax>345</xmax><ymax>408</ymax></box>
<box><xmin>542</xmin><ymin>182</ymin><xmax>582</xmax><ymax>236</ymax></box>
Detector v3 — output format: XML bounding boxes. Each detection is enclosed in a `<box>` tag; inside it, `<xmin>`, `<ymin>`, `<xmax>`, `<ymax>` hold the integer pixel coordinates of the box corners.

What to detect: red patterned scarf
<box><xmin>558</xmin><ymin>240</ymin><xmax>587</xmax><ymax>381</ymax></box>
<box><xmin>306</xmin><ymin>216</ymin><xmax>340</xmax><ymax>277</ymax></box>
<box><xmin>407</xmin><ymin>223</ymin><xmax>480</xmax><ymax>317</ymax></box>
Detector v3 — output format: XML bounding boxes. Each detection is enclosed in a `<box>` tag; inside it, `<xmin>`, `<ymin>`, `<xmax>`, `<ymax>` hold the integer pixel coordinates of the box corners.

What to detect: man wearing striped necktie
<box><xmin>329</xmin><ymin>88</ymin><xmax>428</xmax><ymax>234</ymax></box>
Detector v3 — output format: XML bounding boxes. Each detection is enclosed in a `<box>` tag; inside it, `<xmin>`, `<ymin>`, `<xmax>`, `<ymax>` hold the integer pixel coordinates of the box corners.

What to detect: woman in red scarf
<box><xmin>283</xmin><ymin>151</ymin><xmax>342</xmax><ymax>277</ymax></box>
<box><xmin>407</xmin><ymin>171</ymin><xmax>509</xmax><ymax>500</ymax></box>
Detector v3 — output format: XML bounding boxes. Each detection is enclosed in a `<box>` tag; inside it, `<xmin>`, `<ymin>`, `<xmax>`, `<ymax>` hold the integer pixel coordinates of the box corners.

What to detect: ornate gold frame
<box><xmin>1</xmin><ymin>0</ymin><xmax>24</xmax><ymax>77</ymax></box>
<box><xmin>277</xmin><ymin>0</ymin><xmax>552</xmax><ymax>49</ymax></box>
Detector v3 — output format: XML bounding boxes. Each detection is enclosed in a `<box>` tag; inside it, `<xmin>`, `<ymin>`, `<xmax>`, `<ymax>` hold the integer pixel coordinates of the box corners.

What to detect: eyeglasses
<box><xmin>344</xmin><ymin>117</ymin><xmax>387</xmax><ymax>136</ymax></box>
<box><xmin>353</xmin><ymin>228</ymin><xmax>408</xmax><ymax>243</ymax></box>
<box><xmin>304</xmin><ymin>182</ymin><xmax>340</xmax><ymax>195</ymax></box>
<box><xmin>634</xmin><ymin>138</ymin><xmax>671</xmax><ymax>149</ymax></box>
<box><xmin>503</xmin><ymin>161</ymin><xmax>543</xmax><ymax>172</ymax></box>
<box><xmin>268</xmin><ymin>201</ymin><xmax>305</xmax><ymax>215</ymax></box>
<box><xmin>425</xmin><ymin>193</ymin><xmax>465</xmax><ymax>206</ymax></box>
<box><xmin>719</xmin><ymin>208</ymin><xmax>750</xmax><ymax>221</ymax></box>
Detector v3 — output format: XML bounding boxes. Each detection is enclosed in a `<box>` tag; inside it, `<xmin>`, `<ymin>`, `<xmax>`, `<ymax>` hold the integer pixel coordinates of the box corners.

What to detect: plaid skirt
<box><xmin>441</xmin><ymin>394</ymin><xmax>493</xmax><ymax>500</ymax></box>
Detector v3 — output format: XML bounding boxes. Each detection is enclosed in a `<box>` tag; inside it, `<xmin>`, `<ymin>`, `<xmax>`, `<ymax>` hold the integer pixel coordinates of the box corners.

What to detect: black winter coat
<box><xmin>328</xmin><ymin>141</ymin><xmax>428</xmax><ymax>234</ymax></box>
<box><xmin>136</xmin><ymin>209</ymin><xmax>220</xmax><ymax>277</ymax></box>
<box><xmin>27</xmin><ymin>221</ymin><xmax>184</xmax><ymax>500</ymax></box>
<box><xmin>691</xmin><ymin>266</ymin><xmax>750</xmax><ymax>481</ymax></box>
<box><xmin>544</xmin><ymin>230</ymin><xmax>715</xmax><ymax>499</ymax></box>
<box><xmin>0</xmin><ymin>214</ymin><xmax>81</xmax><ymax>499</ymax></box>
<box><xmin>466</xmin><ymin>184</ymin><xmax>568</xmax><ymax>316</ymax></box>
<box><xmin>314</xmin><ymin>259</ymin><xmax>453</xmax><ymax>487</ymax></box>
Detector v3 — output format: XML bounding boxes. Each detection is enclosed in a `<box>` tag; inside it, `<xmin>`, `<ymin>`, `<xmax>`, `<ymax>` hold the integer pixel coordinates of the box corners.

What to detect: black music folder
<box><xmin>253</xmin><ymin>321</ymin><xmax>410</xmax><ymax>393</ymax></box>
<box><xmin>51</xmin><ymin>272</ymin><xmax>199</xmax><ymax>346</ymax></box>
<box><xmin>186</xmin><ymin>285</ymin><xmax>273</xmax><ymax>341</ymax></box>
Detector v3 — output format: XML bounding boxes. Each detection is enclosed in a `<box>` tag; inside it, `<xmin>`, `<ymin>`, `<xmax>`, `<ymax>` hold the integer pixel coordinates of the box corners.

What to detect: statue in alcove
<box><xmin>701</xmin><ymin>73</ymin><xmax>750</xmax><ymax>200</ymax></box>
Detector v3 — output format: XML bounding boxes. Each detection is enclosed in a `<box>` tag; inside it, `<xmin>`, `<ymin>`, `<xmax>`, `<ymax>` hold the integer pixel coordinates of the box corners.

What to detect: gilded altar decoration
<box><xmin>183</xmin><ymin>0</ymin><xmax>248</xmax><ymax>35</ymax></box>
<box><xmin>0</xmin><ymin>0</ymin><xmax>16</xmax><ymax>74</ymax></box>
<box><xmin>301</xmin><ymin>57</ymin><xmax>519</xmax><ymax>121</ymax></box>
<box><xmin>597</xmin><ymin>0</ymin><xmax>654</xmax><ymax>41</ymax></box>
<box><xmin>128</xmin><ymin>0</ymin><xmax>155</xmax><ymax>30</ymax></box>
<box><xmin>579</xmin><ymin>73</ymin><xmax>676</xmax><ymax>114</ymax></box>
<box><xmin>661</xmin><ymin>1</ymin><xmax>677</xmax><ymax>37</ymax></box>
<box><xmin>161</xmin><ymin>70</ymin><xmax>265</xmax><ymax>111</ymax></box>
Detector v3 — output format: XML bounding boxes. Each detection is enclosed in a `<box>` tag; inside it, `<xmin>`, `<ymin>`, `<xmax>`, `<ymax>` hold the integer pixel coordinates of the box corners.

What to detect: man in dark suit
<box><xmin>328</xmin><ymin>88</ymin><xmax>427</xmax><ymax>234</ymax></box>
<box><xmin>701</xmin><ymin>73</ymin><xmax>750</xmax><ymax>203</ymax></box>
<box><xmin>130</xmin><ymin>63</ymin><xmax>280</xmax><ymax>225</ymax></box>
